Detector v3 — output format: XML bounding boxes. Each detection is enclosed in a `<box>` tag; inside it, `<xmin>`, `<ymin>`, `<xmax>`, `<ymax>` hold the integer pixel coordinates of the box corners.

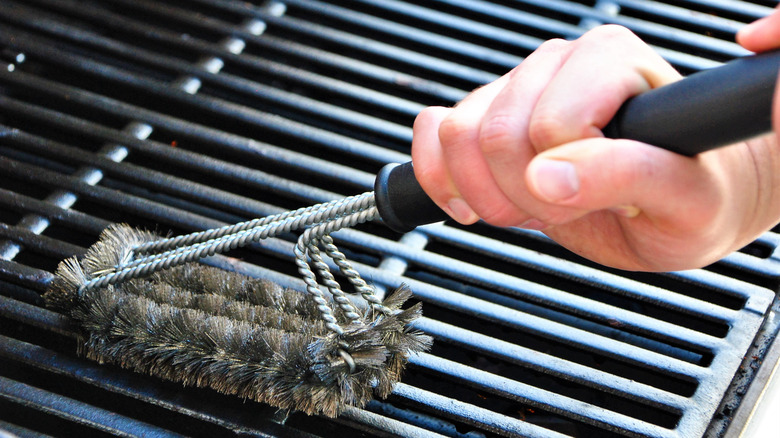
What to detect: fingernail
<box><xmin>609</xmin><ymin>205</ymin><xmax>641</xmax><ymax>218</ymax></box>
<box><xmin>446</xmin><ymin>197</ymin><xmax>479</xmax><ymax>224</ymax></box>
<box><xmin>529</xmin><ymin>159</ymin><xmax>579</xmax><ymax>202</ymax></box>
<box><xmin>519</xmin><ymin>218</ymin><xmax>548</xmax><ymax>230</ymax></box>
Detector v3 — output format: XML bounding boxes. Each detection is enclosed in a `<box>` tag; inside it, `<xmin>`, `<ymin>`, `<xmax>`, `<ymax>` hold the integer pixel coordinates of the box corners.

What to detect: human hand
<box><xmin>411</xmin><ymin>24</ymin><xmax>780</xmax><ymax>271</ymax></box>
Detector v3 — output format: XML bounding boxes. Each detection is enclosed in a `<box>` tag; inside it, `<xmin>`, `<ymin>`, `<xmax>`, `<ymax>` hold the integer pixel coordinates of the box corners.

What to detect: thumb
<box><xmin>736</xmin><ymin>6</ymin><xmax>780</xmax><ymax>53</ymax></box>
<box><xmin>525</xmin><ymin>138</ymin><xmax>722</xmax><ymax>226</ymax></box>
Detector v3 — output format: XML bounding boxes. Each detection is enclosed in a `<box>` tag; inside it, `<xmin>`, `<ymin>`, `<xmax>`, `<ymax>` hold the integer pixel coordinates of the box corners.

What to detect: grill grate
<box><xmin>1</xmin><ymin>1</ymin><xmax>779</xmax><ymax>437</ymax></box>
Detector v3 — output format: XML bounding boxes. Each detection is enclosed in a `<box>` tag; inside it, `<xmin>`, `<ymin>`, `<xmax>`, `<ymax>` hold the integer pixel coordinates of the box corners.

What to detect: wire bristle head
<box><xmin>44</xmin><ymin>224</ymin><xmax>432</xmax><ymax>417</ymax></box>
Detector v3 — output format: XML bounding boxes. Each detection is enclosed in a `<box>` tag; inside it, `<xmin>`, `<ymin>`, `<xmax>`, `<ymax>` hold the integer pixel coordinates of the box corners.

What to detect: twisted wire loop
<box><xmin>78</xmin><ymin>192</ymin><xmax>384</xmax><ymax>370</ymax></box>
<box><xmin>306</xmin><ymin>235</ymin><xmax>362</xmax><ymax>322</ymax></box>
<box><xmin>292</xmin><ymin>203</ymin><xmax>380</xmax><ymax>372</ymax></box>
<box><xmin>293</xmin><ymin>204</ymin><xmax>380</xmax><ymax>336</ymax></box>
<box><xmin>131</xmin><ymin>195</ymin><xmax>364</xmax><ymax>255</ymax></box>
<box><xmin>319</xmin><ymin>235</ymin><xmax>390</xmax><ymax>316</ymax></box>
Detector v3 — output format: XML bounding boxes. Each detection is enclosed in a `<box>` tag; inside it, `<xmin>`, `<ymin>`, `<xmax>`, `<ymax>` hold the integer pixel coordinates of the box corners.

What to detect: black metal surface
<box><xmin>1</xmin><ymin>1</ymin><xmax>779</xmax><ymax>437</ymax></box>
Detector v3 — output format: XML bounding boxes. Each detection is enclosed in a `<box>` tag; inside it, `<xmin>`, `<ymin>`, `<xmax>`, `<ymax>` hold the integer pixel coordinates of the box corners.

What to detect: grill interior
<box><xmin>2</xmin><ymin>1</ymin><xmax>780</xmax><ymax>437</ymax></box>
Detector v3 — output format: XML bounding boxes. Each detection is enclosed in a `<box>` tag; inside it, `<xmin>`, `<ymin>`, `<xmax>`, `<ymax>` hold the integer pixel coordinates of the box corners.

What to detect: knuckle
<box><xmin>479</xmin><ymin>115</ymin><xmax>519</xmax><ymax>157</ymax></box>
<box><xmin>581</xmin><ymin>24</ymin><xmax>638</xmax><ymax>45</ymax></box>
<box><xmin>438</xmin><ymin>113</ymin><xmax>474</xmax><ymax>147</ymax></box>
<box><xmin>538</xmin><ymin>38</ymin><xmax>569</xmax><ymax>51</ymax></box>
<box><xmin>509</xmin><ymin>38</ymin><xmax>569</xmax><ymax>80</ymax></box>
<box><xmin>479</xmin><ymin>203</ymin><xmax>527</xmax><ymax>228</ymax></box>
<box><xmin>528</xmin><ymin>108</ymin><xmax>566</xmax><ymax>150</ymax></box>
<box><xmin>530</xmin><ymin>38</ymin><xmax>569</xmax><ymax>57</ymax></box>
<box><xmin>414</xmin><ymin>106</ymin><xmax>446</xmax><ymax>130</ymax></box>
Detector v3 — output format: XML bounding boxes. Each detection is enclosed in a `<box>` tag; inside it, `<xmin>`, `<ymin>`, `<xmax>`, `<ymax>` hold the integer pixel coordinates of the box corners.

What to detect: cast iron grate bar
<box><xmin>0</xmin><ymin>375</ymin><xmax>188</xmax><ymax>438</ymax></box>
<box><xmin>0</xmin><ymin>2</ymin><xmax>416</xmax><ymax>145</ymax></box>
<box><xmin>0</xmin><ymin>0</ymin><xmax>281</xmax><ymax>259</ymax></box>
<box><xmin>19</xmin><ymin>0</ymin><xmax>471</xmax><ymax>111</ymax></box>
<box><xmin>283</xmin><ymin>0</ymin><xmax>746</xmax><ymax>71</ymax></box>
<box><xmin>0</xmin><ymin>29</ymin><xmax>410</xmax><ymax>168</ymax></box>
<box><xmin>0</xmin><ymin>71</ymin><xmax>374</xmax><ymax>198</ymax></box>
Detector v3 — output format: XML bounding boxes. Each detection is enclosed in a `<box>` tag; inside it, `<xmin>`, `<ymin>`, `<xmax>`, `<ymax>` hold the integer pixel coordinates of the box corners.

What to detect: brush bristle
<box><xmin>43</xmin><ymin>224</ymin><xmax>432</xmax><ymax>417</ymax></box>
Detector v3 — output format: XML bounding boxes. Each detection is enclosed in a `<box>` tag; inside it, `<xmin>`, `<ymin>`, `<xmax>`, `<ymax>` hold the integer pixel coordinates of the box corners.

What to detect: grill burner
<box><xmin>1</xmin><ymin>1</ymin><xmax>780</xmax><ymax>437</ymax></box>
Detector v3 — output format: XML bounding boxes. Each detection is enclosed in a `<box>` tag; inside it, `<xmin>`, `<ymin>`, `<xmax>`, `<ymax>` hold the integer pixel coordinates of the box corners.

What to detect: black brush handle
<box><xmin>375</xmin><ymin>49</ymin><xmax>780</xmax><ymax>233</ymax></box>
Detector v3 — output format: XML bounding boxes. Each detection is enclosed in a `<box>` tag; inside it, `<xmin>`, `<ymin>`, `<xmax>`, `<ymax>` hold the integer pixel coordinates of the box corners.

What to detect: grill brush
<box><xmin>44</xmin><ymin>204</ymin><xmax>433</xmax><ymax>417</ymax></box>
<box><xmin>44</xmin><ymin>49</ymin><xmax>778</xmax><ymax>416</ymax></box>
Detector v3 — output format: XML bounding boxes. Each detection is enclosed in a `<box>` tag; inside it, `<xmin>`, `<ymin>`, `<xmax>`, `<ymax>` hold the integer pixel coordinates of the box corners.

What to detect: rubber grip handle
<box><xmin>375</xmin><ymin>49</ymin><xmax>780</xmax><ymax>233</ymax></box>
<box><xmin>602</xmin><ymin>49</ymin><xmax>780</xmax><ymax>154</ymax></box>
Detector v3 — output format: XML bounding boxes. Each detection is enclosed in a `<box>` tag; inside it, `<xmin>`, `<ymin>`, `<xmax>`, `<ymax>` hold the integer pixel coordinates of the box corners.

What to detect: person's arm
<box><xmin>411</xmin><ymin>22</ymin><xmax>780</xmax><ymax>272</ymax></box>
